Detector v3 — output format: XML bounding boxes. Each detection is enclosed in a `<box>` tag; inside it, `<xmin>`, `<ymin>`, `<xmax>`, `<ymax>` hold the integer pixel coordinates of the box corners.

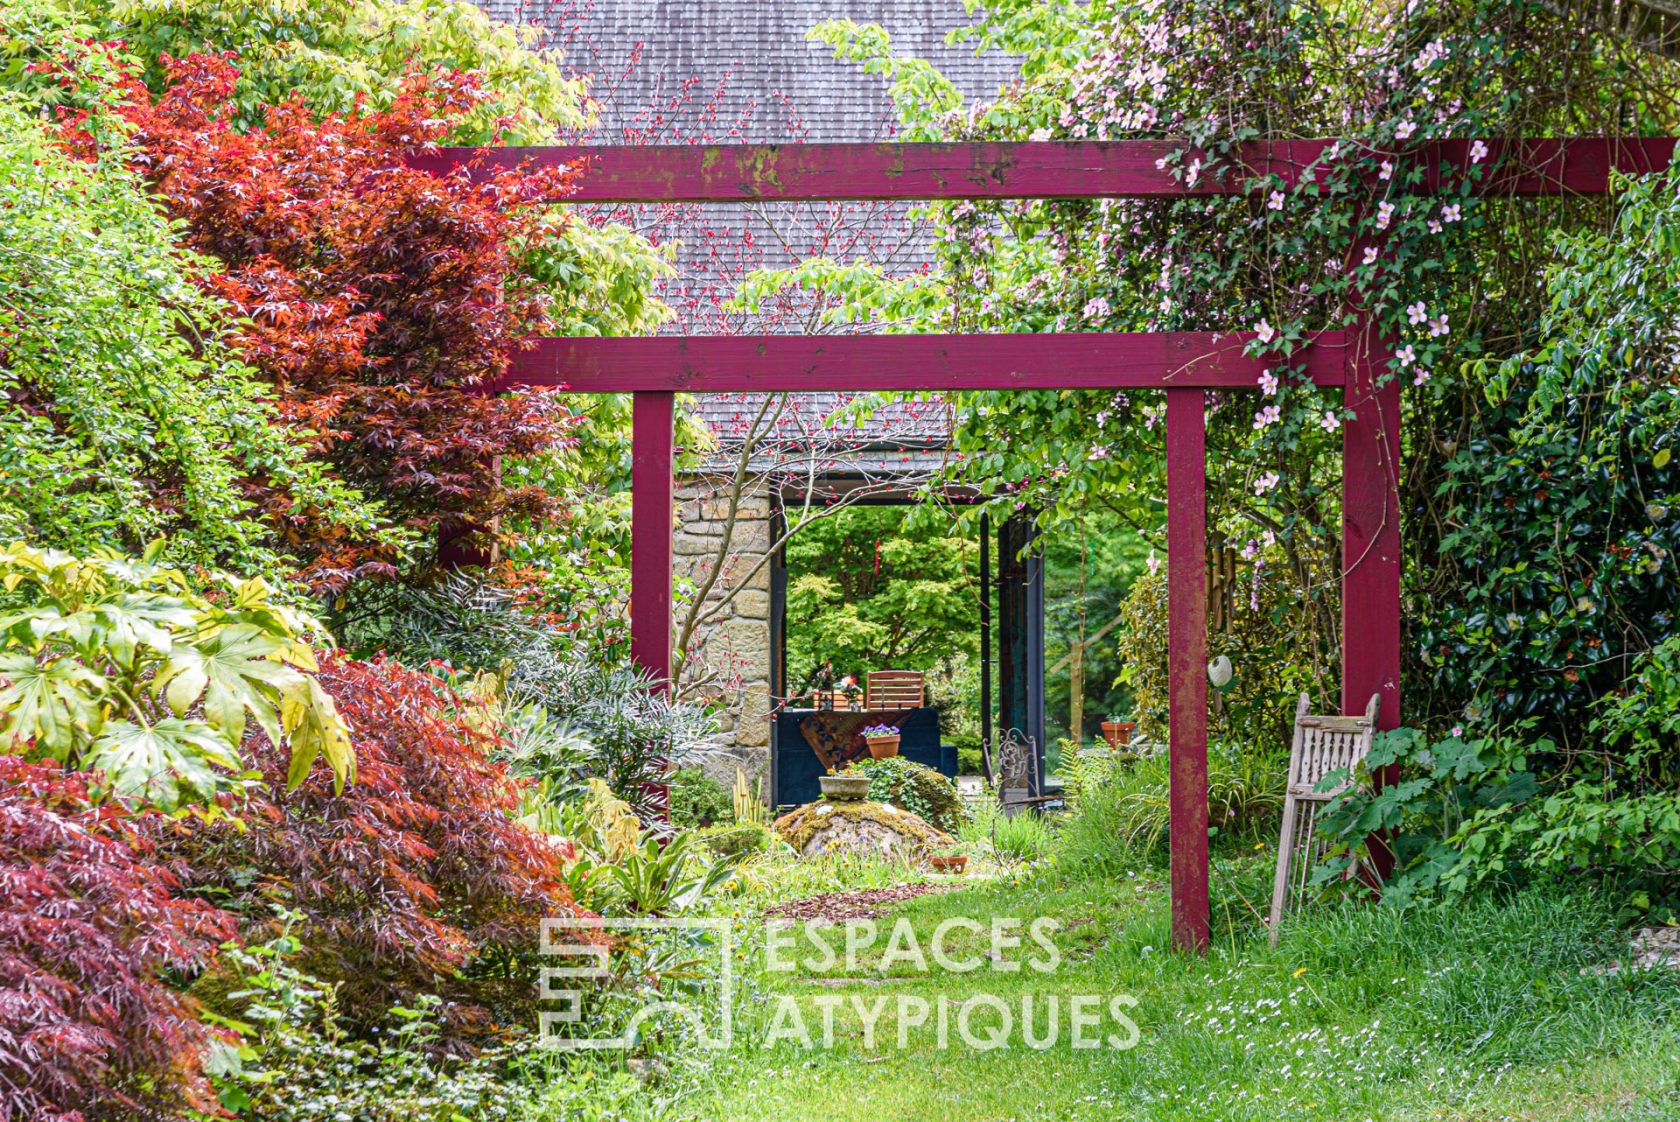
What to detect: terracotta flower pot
<box><xmin>865</xmin><ymin>734</ymin><xmax>901</xmax><ymax>759</ymax></box>
<box><xmin>1100</xmin><ymin>720</ymin><xmax>1135</xmax><ymax>750</ymax></box>
<box><xmin>929</xmin><ymin>854</ymin><xmax>968</xmax><ymax>874</ymax></box>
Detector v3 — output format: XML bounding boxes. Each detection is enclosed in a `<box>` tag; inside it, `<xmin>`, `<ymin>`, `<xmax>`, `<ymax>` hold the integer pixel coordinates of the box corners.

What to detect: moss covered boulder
<box><xmin>772</xmin><ymin>799</ymin><xmax>952</xmax><ymax>861</ymax></box>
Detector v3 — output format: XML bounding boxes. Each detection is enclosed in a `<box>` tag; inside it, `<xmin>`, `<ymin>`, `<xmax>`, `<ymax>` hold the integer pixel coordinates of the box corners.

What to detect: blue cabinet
<box><xmin>770</xmin><ymin>707</ymin><xmax>956</xmax><ymax>809</ymax></box>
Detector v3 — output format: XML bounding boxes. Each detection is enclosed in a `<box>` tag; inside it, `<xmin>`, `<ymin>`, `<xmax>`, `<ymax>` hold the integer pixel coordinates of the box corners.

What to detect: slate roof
<box><xmin>476</xmin><ymin>0</ymin><xmax>1018</xmax><ymax>466</ymax></box>
<box><xmin>689</xmin><ymin>392</ymin><xmax>954</xmax><ymax>482</ymax></box>
<box><xmin>484</xmin><ymin>0</ymin><xmax>1015</xmax><ymax>144</ymax></box>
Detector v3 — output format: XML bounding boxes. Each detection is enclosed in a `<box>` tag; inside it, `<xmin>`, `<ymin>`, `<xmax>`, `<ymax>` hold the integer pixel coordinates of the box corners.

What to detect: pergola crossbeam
<box><xmin>504</xmin><ymin>331</ymin><xmax>1348</xmax><ymax>393</ymax></box>
<box><xmin>408</xmin><ymin>137</ymin><xmax>1676</xmax><ymax>202</ymax></box>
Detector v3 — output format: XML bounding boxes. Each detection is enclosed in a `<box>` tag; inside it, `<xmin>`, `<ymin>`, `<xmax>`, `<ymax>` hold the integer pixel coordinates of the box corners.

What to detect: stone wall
<box><xmin>674</xmin><ymin>478</ymin><xmax>774</xmax><ymax>790</ymax></box>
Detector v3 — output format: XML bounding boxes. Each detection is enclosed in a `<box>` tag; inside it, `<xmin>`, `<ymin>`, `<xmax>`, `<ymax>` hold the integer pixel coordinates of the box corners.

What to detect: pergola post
<box><xmin>1342</xmin><ymin>326</ymin><xmax>1403</xmax><ymax>873</ymax></box>
<box><xmin>631</xmin><ymin>391</ymin><xmax>674</xmax><ymax>690</ymax></box>
<box><xmin>1166</xmin><ymin>387</ymin><xmax>1210</xmax><ymax>952</ymax></box>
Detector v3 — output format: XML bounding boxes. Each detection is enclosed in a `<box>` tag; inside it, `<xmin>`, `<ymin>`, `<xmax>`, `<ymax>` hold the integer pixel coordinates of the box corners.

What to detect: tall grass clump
<box><xmin>1055</xmin><ymin>744</ymin><xmax>1286</xmax><ymax>877</ymax></box>
<box><xmin>959</xmin><ymin>797</ymin><xmax>1053</xmax><ymax>863</ymax></box>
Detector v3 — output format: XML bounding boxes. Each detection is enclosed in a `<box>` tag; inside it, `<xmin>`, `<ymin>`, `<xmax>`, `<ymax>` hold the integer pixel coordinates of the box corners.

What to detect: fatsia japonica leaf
<box><xmin>162</xmin><ymin>660</ymin><xmax>208</xmax><ymax>717</ymax></box>
<box><xmin>0</xmin><ymin>542</ymin><xmax>355</xmax><ymax>810</ymax></box>
<box><xmin>281</xmin><ymin>676</ymin><xmax>355</xmax><ymax>794</ymax></box>
<box><xmin>0</xmin><ymin>652</ymin><xmax>106</xmax><ymax>757</ymax></box>
<box><xmin>87</xmin><ymin>717</ymin><xmax>240</xmax><ymax>811</ymax></box>
<box><xmin>161</xmin><ymin>623</ymin><xmax>304</xmax><ymax>749</ymax></box>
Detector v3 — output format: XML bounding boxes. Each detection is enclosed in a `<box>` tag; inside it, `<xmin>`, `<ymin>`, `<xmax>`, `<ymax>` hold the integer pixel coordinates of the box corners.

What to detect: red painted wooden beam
<box><xmin>407</xmin><ymin>138</ymin><xmax>1674</xmax><ymax>202</ymax></box>
<box><xmin>1342</xmin><ymin>323</ymin><xmax>1403</xmax><ymax>877</ymax></box>
<box><xmin>630</xmin><ymin>392</ymin><xmax>674</xmax><ymax>690</ymax></box>
<box><xmin>501</xmin><ymin>332</ymin><xmax>1348</xmax><ymax>393</ymax></box>
<box><xmin>1165</xmin><ymin>388</ymin><xmax>1210</xmax><ymax>954</ymax></box>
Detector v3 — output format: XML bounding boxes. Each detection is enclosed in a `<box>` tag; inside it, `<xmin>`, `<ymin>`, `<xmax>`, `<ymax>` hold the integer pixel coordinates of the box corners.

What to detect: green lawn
<box><xmin>587</xmin><ymin>857</ymin><xmax>1680</xmax><ymax>1122</ymax></box>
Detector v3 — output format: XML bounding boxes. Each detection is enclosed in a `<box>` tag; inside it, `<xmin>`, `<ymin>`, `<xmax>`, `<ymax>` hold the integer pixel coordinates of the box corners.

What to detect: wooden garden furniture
<box><xmin>1268</xmin><ymin>692</ymin><xmax>1381</xmax><ymax>945</ymax></box>
<box><xmin>865</xmin><ymin>669</ymin><xmax>925</xmax><ymax>711</ymax></box>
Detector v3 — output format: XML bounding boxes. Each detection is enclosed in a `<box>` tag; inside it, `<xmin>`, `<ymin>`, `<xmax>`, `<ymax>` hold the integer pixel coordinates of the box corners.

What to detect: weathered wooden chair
<box><xmin>1268</xmin><ymin>692</ymin><xmax>1381</xmax><ymax>945</ymax></box>
<box><xmin>865</xmin><ymin>669</ymin><xmax>925</xmax><ymax>711</ymax></box>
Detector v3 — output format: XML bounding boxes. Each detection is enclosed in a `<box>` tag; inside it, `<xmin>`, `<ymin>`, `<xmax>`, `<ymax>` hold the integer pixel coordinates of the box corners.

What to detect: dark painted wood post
<box><xmin>997</xmin><ymin>514</ymin><xmax>1047</xmax><ymax>787</ymax></box>
<box><xmin>1342</xmin><ymin>322</ymin><xmax>1402</xmax><ymax>874</ymax></box>
<box><xmin>437</xmin><ymin>455</ymin><xmax>499</xmax><ymax>569</ymax></box>
<box><xmin>631</xmin><ymin>391</ymin><xmax>674</xmax><ymax>690</ymax></box>
<box><xmin>979</xmin><ymin>512</ymin><xmax>992</xmax><ymax>776</ymax></box>
<box><xmin>631</xmin><ymin>391</ymin><xmax>675</xmax><ymax>825</ymax></box>
<box><xmin>1166</xmin><ymin>387</ymin><xmax>1210</xmax><ymax>953</ymax></box>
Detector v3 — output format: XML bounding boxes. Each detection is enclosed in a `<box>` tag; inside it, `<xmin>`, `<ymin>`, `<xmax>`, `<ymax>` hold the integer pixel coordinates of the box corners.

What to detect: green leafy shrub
<box><xmin>988</xmin><ymin>810</ymin><xmax>1053</xmax><ymax>863</ymax></box>
<box><xmin>556</xmin><ymin>786</ymin><xmax>735</xmax><ymax>917</ymax></box>
<box><xmin>1415</xmin><ymin>168</ymin><xmax>1679</xmax><ymax>744</ymax></box>
<box><xmin>0</xmin><ymin>542</ymin><xmax>352</xmax><ymax>812</ymax></box>
<box><xmin>1114</xmin><ymin>566</ymin><xmax>1316</xmax><ymax>752</ymax></box>
<box><xmin>0</xmin><ymin>96</ymin><xmax>385</xmax><ymax>572</ymax></box>
<box><xmin>846</xmin><ymin>756</ymin><xmax>968</xmax><ymax>834</ymax></box>
<box><xmin>365</xmin><ymin>575</ymin><xmax>713</xmax><ymax>816</ymax></box>
<box><xmin>957</xmin><ymin>790</ymin><xmax>1005</xmax><ymax>844</ymax></box>
<box><xmin>1318</xmin><ymin>170</ymin><xmax>1680</xmax><ymax>916</ymax></box>
<box><xmin>597</xmin><ymin>831</ymin><xmax>736</xmax><ymax>917</ymax></box>
<box><xmin>669</xmin><ymin>768</ymin><xmax>734</xmax><ymax>828</ymax></box>
<box><xmin>696</xmin><ymin>822</ymin><xmax>773</xmax><ymax>860</ymax></box>
<box><xmin>1065</xmin><ymin>743</ymin><xmax>1130</xmax><ymax>806</ymax></box>
<box><xmin>66</xmin><ymin>0</ymin><xmax>589</xmax><ymax>145</ymax></box>
<box><xmin>199</xmin><ymin>929</ymin><xmax>528</xmax><ymax>1122</ymax></box>
<box><xmin>1318</xmin><ymin>674</ymin><xmax>1680</xmax><ymax>919</ymax></box>
<box><xmin>1592</xmin><ymin>635</ymin><xmax>1680</xmax><ymax>787</ymax></box>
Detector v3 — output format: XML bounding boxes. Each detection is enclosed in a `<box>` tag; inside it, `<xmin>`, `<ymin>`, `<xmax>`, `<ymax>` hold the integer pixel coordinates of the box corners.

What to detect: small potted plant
<box><xmin>929</xmin><ymin>845</ymin><xmax>968</xmax><ymax>874</ymax></box>
<box><xmin>818</xmin><ymin>766</ymin><xmax>871</xmax><ymax>801</ymax></box>
<box><xmin>861</xmin><ymin>722</ymin><xmax>901</xmax><ymax>759</ymax></box>
<box><xmin>838</xmin><ymin>675</ymin><xmax>863</xmax><ymax>711</ymax></box>
<box><xmin>1099</xmin><ymin>714</ymin><xmax>1135</xmax><ymax>751</ymax></box>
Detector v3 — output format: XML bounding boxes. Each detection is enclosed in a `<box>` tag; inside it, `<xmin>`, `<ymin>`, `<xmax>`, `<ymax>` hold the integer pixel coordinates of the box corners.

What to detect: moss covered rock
<box><xmin>772</xmin><ymin>799</ymin><xmax>952</xmax><ymax>861</ymax></box>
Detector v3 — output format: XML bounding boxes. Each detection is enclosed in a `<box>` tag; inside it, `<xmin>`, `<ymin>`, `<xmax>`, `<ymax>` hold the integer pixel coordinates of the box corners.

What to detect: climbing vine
<box><xmin>790</xmin><ymin>0</ymin><xmax>1677</xmax><ymax>728</ymax></box>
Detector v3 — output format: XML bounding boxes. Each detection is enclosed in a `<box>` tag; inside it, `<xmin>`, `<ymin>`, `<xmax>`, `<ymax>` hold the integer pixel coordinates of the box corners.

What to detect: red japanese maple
<box><xmin>98</xmin><ymin>54</ymin><xmax>581</xmax><ymax>589</ymax></box>
<box><xmin>157</xmin><ymin>654</ymin><xmax>589</xmax><ymax>1044</ymax></box>
<box><xmin>0</xmin><ymin>758</ymin><xmax>233</xmax><ymax>1122</ymax></box>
